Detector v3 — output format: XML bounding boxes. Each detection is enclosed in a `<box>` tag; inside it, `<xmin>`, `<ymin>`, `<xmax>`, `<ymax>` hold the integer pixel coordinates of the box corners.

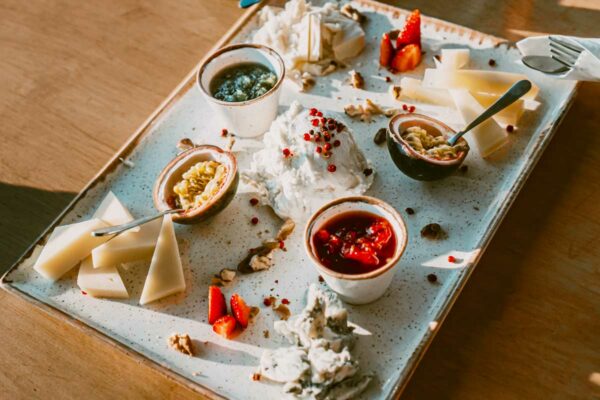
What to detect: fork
<box><xmin>549</xmin><ymin>36</ymin><xmax>584</xmax><ymax>69</ymax></box>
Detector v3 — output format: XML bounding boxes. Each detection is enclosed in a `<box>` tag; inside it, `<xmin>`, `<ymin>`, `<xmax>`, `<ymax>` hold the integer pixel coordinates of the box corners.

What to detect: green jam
<box><xmin>210</xmin><ymin>62</ymin><xmax>277</xmax><ymax>102</ymax></box>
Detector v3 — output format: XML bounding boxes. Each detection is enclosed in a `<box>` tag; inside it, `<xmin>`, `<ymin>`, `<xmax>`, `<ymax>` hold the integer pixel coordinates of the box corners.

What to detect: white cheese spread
<box><xmin>242</xmin><ymin>101</ymin><xmax>373</xmax><ymax>221</ymax></box>
<box><xmin>258</xmin><ymin>284</ymin><xmax>372</xmax><ymax>399</ymax></box>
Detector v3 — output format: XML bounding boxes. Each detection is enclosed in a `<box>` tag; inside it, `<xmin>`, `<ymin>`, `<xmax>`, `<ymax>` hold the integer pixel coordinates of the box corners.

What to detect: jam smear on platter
<box><xmin>313</xmin><ymin>211</ymin><xmax>396</xmax><ymax>275</ymax></box>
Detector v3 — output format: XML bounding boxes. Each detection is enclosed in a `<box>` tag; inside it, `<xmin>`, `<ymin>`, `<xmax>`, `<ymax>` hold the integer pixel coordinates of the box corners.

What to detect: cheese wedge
<box><xmin>438</xmin><ymin>48</ymin><xmax>470</xmax><ymax>70</ymax></box>
<box><xmin>93</xmin><ymin>191</ymin><xmax>138</xmax><ymax>232</ymax></box>
<box><xmin>139</xmin><ymin>215</ymin><xmax>185</xmax><ymax>305</ymax></box>
<box><xmin>332</xmin><ymin>20</ymin><xmax>365</xmax><ymax>61</ymax></box>
<box><xmin>471</xmin><ymin>92</ymin><xmax>524</xmax><ymax>127</ymax></box>
<box><xmin>77</xmin><ymin>257</ymin><xmax>128</xmax><ymax>298</ymax></box>
<box><xmin>450</xmin><ymin>89</ymin><xmax>508</xmax><ymax>157</ymax></box>
<box><xmin>92</xmin><ymin>218</ymin><xmax>162</xmax><ymax>269</ymax></box>
<box><xmin>33</xmin><ymin>218</ymin><xmax>110</xmax><ymax>281</ymax></box>
<box><xmin>397</xmin><ymin>78</ymin><xmax>525</xmax><ymax>126</ymax></box>
<box><xmin>424</xmin><ymin>69</ymin><xmax>539</xmax><ymax>100</ymax></box>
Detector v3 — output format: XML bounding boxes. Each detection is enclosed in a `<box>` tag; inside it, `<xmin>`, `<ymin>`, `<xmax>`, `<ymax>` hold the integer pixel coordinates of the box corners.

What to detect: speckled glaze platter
<box><xmin>2</xmin><ymin>1</ymin><xmax>578</xmax><ymax>399</ymax></box>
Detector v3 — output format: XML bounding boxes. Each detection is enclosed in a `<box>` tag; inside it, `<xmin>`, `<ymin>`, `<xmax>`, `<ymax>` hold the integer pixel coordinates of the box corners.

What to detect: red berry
<box><xmin>336</xmin><ymin>123</ymin><xmax>344</xmax><ymax>133</ymax></box>
<box><xmin>251</xmin><ymin>217</ymin><xmax>259</xmax><ymax>225</ymax></box>
<box><xmin>230</xmin><ymin>293</ymin><xmax>251</xmax><ymax>329</ymax></box>
<box><xmin>448</xmin><ymin>255</ymin><xmax>456</xmax><ymax>263</ymax></box>
<box><xmin>323</xmin><ymin>143</ymin><xmax>332</xmax><ymax>151</ymax></box>
<box><xmin>279</xmin><ymin>240</ymin><xmax>285</xmax><ymax>249</ymax></box>
<box><xmin>81</xmin><ymin>290</ymin><xmax>87</xmax><ymax>295</ymax></box>
<box><xmin>311</xmin><ymin>119</ymin><xmax>319</xmax><ymax>126</ymax></box>
<box><xmin>327</xmin><ymin>164</ymin><xmax>337</xmax><ymax>172</ymax></box>
<box><xmin>314</xmin><ymin>132</ymin><xmax>322</xmax><ymax>142</ymax></box>
<box><xmin>263</xmin><ymin>297</ymin><xmax>273</xmax><ymax>306</ymax></box>
<box><xmin>320</xmin><ymin>118</ymin><xmax>326</xmax><ymax>124</ymax></box>
<box><xmin>281</xmin><ymin>298</ymin><xmax>290</xmax><ymax>305</ymax></box>
<box><xmin>506</xmin><ymin>125</ymin><xmax>514</xmax><ymax>133</ymax></box>
<box><xmin>323</xmin><ymin>133</ymin><xmax>331</xmax><ymax>142</ymax></box>
<box><xmin>309</xmin><ymin>108</ymin><xmax>318</xmax><ymax>116</ymax></box>
<box><xmin>409</xmin><ymin>106</ymin><xmax>416</xmax><ymax>113</ymax></box>
<box><xmin>402</xmin><ymin>104</ymin><xmax>408</xmax><ymax>111</ymax></box>
<box><xmin>316</xmin><ymin>146</ymin><xmax>323</xmax><ymax>153</ymax></box>
<box><xmin>303</xmin><ymin>133</ymin><xmax>311</xmax><ymax>141</ymax></box>
<box><xmin>282</xmin><ymin>148</ymin><xmax>291</xmax><ymax>157</ymax></box>
<box><xmin>249</xmin><ymin>198</ymin><xmax>259</xmax><ymax>206</ymax></box>
<box><xmin>316</xmin><ymin>229</ymin><xmax>330</xmax><ymax>241</ymax></box>
<box><xmin>333</xmin><ymin>140</ymin><xmax>341</xmax><ymax>147</ymax></box>
<box><xmin>221</xmin><ymin>128</ymin><xmax>228</xmax><ymax>137</ymax></box>
<box><xmin>316</xmin><ymin>111</ymin><xmax>323</xmax><ymax>117</ymax></box>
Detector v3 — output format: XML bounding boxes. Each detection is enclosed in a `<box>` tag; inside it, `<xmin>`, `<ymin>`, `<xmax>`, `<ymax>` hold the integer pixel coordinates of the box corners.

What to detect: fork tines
<box><xmin>549</xmin><ymin>36</ymin><xmax>583</xmax><ymax>68</ymax></box>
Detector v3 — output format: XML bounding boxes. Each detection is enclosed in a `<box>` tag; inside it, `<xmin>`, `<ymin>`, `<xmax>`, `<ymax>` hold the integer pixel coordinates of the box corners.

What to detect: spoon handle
<box><xmin>91</xmin><ymin>209</ymin><xmax>183</xmax><ymax>237</ymax></box>
<box><xmin>447</xmin><ymin>80</ymin><xmax>532</xmax><ymax>146</ymax></box>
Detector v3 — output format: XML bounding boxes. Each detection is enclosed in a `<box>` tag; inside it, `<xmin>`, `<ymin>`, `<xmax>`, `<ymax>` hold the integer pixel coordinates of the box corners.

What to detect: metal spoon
<box><xmin>447</xmin><ymin>80</ymin><xmax>532</xmax><ymax>146</ymax></box>
<box><xmin>91</xmin><ymin>208</ymin><xmax>184</xmax><ymax>237</ymax></box>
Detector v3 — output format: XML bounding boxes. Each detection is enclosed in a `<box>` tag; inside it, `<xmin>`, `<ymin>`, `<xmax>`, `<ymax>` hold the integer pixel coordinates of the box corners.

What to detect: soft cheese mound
<box><xmin>258</xmin><ymin>284</ymin><xmax>371</xmax><ymax>399</ymax></box>
<box><xmin>243</xmin><ymin>102</ymin><xmax>373</xmax><ymax>221</ymax></box>
<box><xmin>252</xmin><ymin>0</ymin><xmax>365</xmax><ymax>79</ymax></box>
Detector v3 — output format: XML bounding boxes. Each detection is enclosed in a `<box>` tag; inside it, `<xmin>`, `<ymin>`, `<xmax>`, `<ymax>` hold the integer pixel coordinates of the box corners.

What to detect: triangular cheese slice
<box><xmin>450</xmin><ymin>89</ymin><xmax>508</xmax><ymax>157</ymax></box>
<box><xmin>92</xmin><ymin>218</ymin><xmax>162</xmax><ymax>268</ymax></box>
<box><xmin>437</xmin><ymin>48</ymin><xmax>470</xmax><ymax>70</ymax></box>
<box><xmin>77</xmin><ymin>257</ymin><xmax>128</xmax><ymax>298</ymax></box>
<box><xmin>33</xmin><ymin>218</ymin><xmax>110</xmax><ymax>281</ymax></box>
<box><xmin>139</xmin><ymin>215</ymin><xmax>185</xmax><ymax>305</ymax></box>
<box><xmin>93</xmin><ymin>191</ymin><xmax>139</xmax><ymax>232</ymax></box>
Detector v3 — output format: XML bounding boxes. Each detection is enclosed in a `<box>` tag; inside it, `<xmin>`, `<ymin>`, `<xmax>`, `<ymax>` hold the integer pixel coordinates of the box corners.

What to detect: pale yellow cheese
<box><xmin>77</xmin><ymin>256</ymin><xmax>128</xmax><ymax>299</ymax></box>
<box><xmin>438</xmin><ymin>48</ymin><xmax>470</xmax><ymax>70</ymax></box>
<box><xmin>93</xmin><ymin>191</ymin><xmax>139</xmax><ymax>232</ymax></box>
<box><xmin>396</xmin><ymin>77</ymin><xmax>455</xmax><ymax>107</ymax></box>
<box><xmin>139</xmin><ymin>215</ymin><xmax>185</xmax><ymax>305</ymax></box>
<box><xmin>91</xmin><ymin>218</ymin><xmax>162</xmax><ymax>269</ymax></box>
<box><xmin>33</xmin><ymin>218</ymin><xmax>110</xmax><ymax>281</ymax></box>
<box><xmin>423</xmin><ymin>69</ymin><xmax>539</xmax><ymax>100</ymax></box>
<box><xmin>450</xmin><ymin>89</ymin><xmax>508</xmax><ymax>157</ymax></box>
<box><xmin>471</xmin><ymin>92</ymin><xmax>525</xmax><ymax>127</ymax></box>
<box><xmin>332</xmin><ymin>21</ymin><xmax>365</xmax><ymax>61</ymax></box>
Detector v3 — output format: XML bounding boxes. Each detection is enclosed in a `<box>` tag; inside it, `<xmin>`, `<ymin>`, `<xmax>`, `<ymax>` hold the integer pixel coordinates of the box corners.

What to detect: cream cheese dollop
<box><xmin>243</xmin><ymin>101</ymin><xmax>373</xmax><ymax>221</ymax></box>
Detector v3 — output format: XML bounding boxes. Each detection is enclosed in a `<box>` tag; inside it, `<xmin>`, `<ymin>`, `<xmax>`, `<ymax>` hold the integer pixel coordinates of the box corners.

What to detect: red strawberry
<box><xmin>230</xmin><ymin>293</ymin><xmax>251</xmax><ymax>329</ymax></box>
<box><xmin>208</xmin><ymin>286</ymin><xmax>227</xmax><ymax>325</ymax></box>
<box><xmin>390</xmin><ymin>43</ymin><xmax>422</xmax><ymax>73</ymax></box>
<box><xmin>379</xmin><ymin>32</ymin><xmax>394</xmax><ymax>67</ymax></box>
<box><xmin>212</xmin><ymin>315</ymin><xmax>237</xmax><ymax>339</ymax></box>
<box><xmin>396</xmin><ymin>9</ymin><xmax>421</xmax><ymax>49</ymax></box>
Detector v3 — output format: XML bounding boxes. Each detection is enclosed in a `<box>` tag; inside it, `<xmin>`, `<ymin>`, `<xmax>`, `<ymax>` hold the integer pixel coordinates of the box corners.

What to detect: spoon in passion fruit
<box><xmin>92</xmin><ymin>144</ymin><xmax>239</xmax><ymax>237</ymax></box>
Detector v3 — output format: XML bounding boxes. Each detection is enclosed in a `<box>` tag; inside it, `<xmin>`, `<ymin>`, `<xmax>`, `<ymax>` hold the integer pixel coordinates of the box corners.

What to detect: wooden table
<box><xmin>1</xmin><ymin>0</ymin><xmax>598</xmax><ymax>398</ymax></box>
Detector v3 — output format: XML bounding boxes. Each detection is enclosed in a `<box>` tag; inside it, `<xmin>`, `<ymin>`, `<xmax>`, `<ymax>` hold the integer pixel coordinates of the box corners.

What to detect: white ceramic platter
<box><xmin>2</xmin><ymin>1</ymin><xmax>578</xmax><ymax>399</ymax></box>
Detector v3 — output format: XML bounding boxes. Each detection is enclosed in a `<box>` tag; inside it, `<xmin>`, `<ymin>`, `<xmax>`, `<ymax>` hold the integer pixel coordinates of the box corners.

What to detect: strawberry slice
<box><xmin>379</xmin><ymin>32</ymin><xmax>394</xmax><ymax>67</ymax></box>
<box><xmin>230</xmin><ymin>293</ymin><xmax>251</xmax><ymax>329</ymax></box>
<box><xmin>390</xmin><ymin>43</ymin><xmax>422</xmax><ymax>73</ymax></box>
<box><xmin>396</xmin><ymin>9</ymin><xmax>421</xmax><ymax>49</ymax></box>
<box><xmin>208</xmin><ymin>286</ymin><xmax>227</xmax><ymax>325</ymax></box>
<box><xmin>212</xmin><ymin>315</ymin><xmax>237</xmax><ymax>339</ymax></box>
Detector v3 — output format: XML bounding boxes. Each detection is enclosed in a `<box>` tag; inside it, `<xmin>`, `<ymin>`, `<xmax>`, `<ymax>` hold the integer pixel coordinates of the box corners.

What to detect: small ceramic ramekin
<box><xmin>196</xmin><ymin>44</ymin><xmax>285</xmax><ymax>138</ymax></box>
<box><xmin>387</xmin><ymin>113</ymin><xmax>469</xmax><ymax>181</ymax></box>
<box><xmin>304</xmin><ymin>196</ymin><xmax>408</xmax><ymax>305</ymax></box>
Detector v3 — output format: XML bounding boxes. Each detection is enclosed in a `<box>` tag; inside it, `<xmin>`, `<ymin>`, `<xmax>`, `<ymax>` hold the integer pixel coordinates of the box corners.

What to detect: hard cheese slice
<box><xmin>93</xmin><ymin>191</ymin><xmax>138</xmax><ymax>232</ymax></box>
<box><xmin>424</xmin><ymin>68</ymin><xmax>539</xmax><ymax>100</ymax></box>
<box><xmin>92</xmin><ymin>217</ymin><xmax>162</xmax><ymax>269</ymax></box>
<box><xmin>139</xmin><ymin>215</ymin><xmax>185</xmax><ymax>305</ymax></box>
<box><xmin>471</xmin><ymin>92</ymin><xmax>524</xmax><ymax>127</ymax></box>
<box><xmin>77</xmin><ymin>256</ymin><xmax>128</xmax><ymax>298</ymax></box>
<box><xmin>33</xmin><ymin>218</ymin><xmax>110</xmax><ymax>281</ymax></box>
<box><xmin>450</xmin><ymin>89</ymin><xmax>508</xmax><ymax>157</ymax></box>
<box><xmin>437</xmin><ymin>48</ymin><xmax>470</xmax><ymax>70</ymax></box>
<box><xmin>332</xmin><ymin>20</ymin><xmax>365</xmax><ymax>61</ymax></box>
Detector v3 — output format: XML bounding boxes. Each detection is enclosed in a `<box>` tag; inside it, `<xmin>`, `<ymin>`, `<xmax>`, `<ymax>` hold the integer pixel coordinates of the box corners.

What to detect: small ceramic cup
<box><xmin>304</xmin><ymin>196</ymin><xmax>408</xmax><ymax>305</ymax></box>
<box><xmin>197</xmin><ymin>44</ymin><xmax>285</xmax><ymax>138</ymax></box>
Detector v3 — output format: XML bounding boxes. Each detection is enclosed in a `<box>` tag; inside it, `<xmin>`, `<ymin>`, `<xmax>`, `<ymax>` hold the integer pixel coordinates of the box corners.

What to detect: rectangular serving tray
<box><xmin>2</xmin><ymin>1</ymin><xmax>578</xmax><ymax>399</ymax></box>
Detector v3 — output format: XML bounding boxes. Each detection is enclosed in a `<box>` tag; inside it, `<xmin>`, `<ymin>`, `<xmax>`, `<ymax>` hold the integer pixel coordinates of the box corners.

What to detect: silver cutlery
<box><xmin>522</xmin><ymin>36</ymin><xmax>584</xmax><ymax>74</ymax></box>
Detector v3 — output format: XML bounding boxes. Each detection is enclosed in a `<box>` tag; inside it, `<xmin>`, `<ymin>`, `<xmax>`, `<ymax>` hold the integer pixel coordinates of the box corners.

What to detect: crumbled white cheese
<box><xmin>242</xmin><ymin>102</ymin><xmax>373</xmax><ymax>221</ymax></box>
<box><xmin>252</xmin><ymin>0</ymin><xmax>365</xmax><ymax>84</ymax></box>
<box><xmin>258</xmin><ymin>284</ymin><xmax>372</xmax><ymax>399</ymax></box>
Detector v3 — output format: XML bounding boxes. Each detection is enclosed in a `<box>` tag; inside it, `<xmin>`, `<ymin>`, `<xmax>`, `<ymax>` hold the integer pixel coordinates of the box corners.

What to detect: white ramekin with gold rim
<box><xmin>304</xmin><ymin>196</ymin><xmax>408</xmax><ymax>305</ymax></box>
<box><xmin>196</xmin><ymin>44</ymin><xmax>285</xmax><ymax>138</ymax></box>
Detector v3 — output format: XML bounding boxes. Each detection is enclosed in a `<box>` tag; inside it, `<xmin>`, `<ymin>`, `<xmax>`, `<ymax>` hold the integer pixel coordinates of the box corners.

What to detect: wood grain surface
<box><xmin>0</xmin><ymin>0</ymin><xmax>598</xmax><ymax>399</ymax></box>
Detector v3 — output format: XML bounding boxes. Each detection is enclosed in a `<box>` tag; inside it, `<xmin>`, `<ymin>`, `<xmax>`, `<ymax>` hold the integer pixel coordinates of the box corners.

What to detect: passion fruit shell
<box><xmin>153</xmin><ymin>145</ymin><xmax>239</xmax><ymax>224</ymax></box>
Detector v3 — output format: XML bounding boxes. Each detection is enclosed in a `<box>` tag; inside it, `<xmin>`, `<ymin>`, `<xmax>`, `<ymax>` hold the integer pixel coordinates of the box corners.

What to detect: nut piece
<box><xmin>373</xmin><ymin>128</ymin><xmax>387</xmax><ymax>145</ymax></box>
<box><xmin>389</xmin><ymin>85</ymin><xmax>402</xmax><ymax>101</ymax></box>
<box><xmin>345</xmin><ymin>99</ymin><xmax>400</xmax><ymax>122</ymax></box>
<box><xmin>349</xmin><ymin>70</ymin><xmax>365</xmax><ymax>89</ymax></box>
<box><xmin>168</xmin><ymin>333</ymin><xmax>194</xmax><ymax>356</ymax></box>
<box><xmin>421</xmin><ymin>223</ymin><xmax>445</xmax><ymax>240</ymax></box>
<box><xmin>177</xmin><ymin>138</ymin><xmax>195</xmax><ymax>151</ymax></box>
<box><xmin>341</xmin><ymin>4</ymin><xmax>366</xmax><ymax>23</ymax></box>
<box><xmin>273</xmin><ymin>304</ymin><xmax>291</xmax><ymax>320</ymax></box>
